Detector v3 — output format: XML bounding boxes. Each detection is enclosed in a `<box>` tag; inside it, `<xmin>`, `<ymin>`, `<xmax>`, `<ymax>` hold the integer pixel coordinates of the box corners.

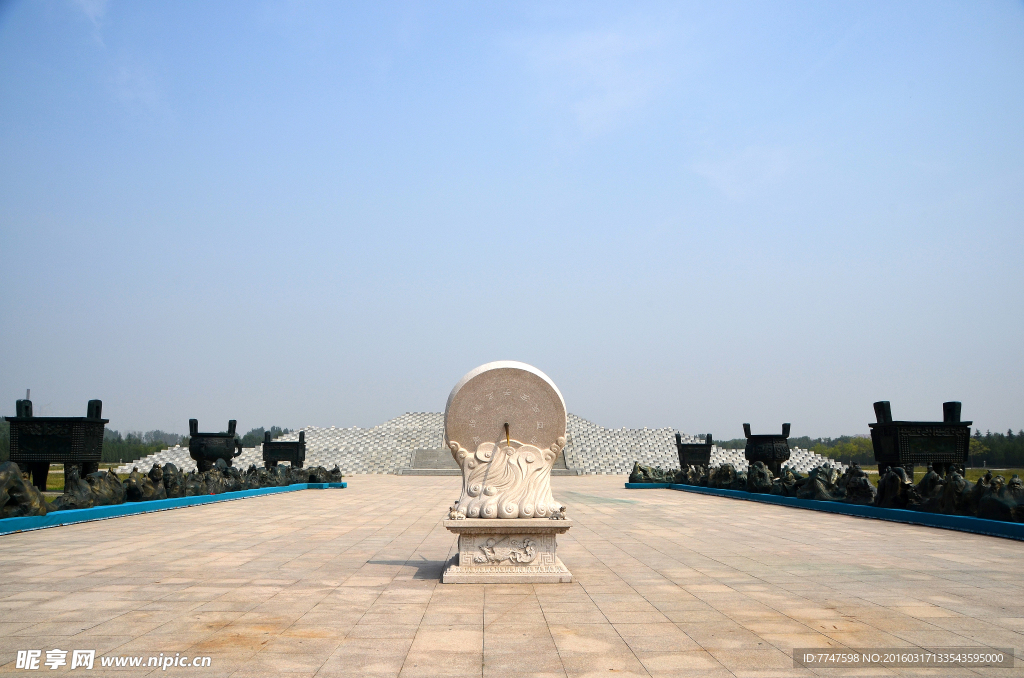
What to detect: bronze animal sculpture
<box><xmin>682</xmin><ymin>464</ymin><xmax>707</xmax><ymax>486</ymax></box>
<box><xmin>184</xmin><ymin>471</ymin><xmax>207</xmax><ymax>496</ymax></box>
<box><xmin>977</xmin><ymin>475</ymin><xmax>1024</xmax><ymax>522</ymax></box>
<box><xmin>746</xmin><ymin>461</ymin><xmax>774</xmax><ymax>493</ymax></box>
<box><xmin>238</xmin><ymin>466</ymin><xmax>259</xmax><ymax>489</ymax></box>
<box><xmin>962</xmin><ymin>471</ymin><xmax>993</xmax><ymax>516</ymax></box>
<box><xmin>710</xmin><ymin>463</ymin><xmax>736</xmax><ymax>489</ymax></box>
<box><xmin>911</xmin><ymin>464</ymin><xmax>946</xmax><ymax>512</ymax></box>
<box><xmin>838</xmin><ymin>464</ymin><xmax>877</xmax><ymax>505</ymax></box>
<box><xmin>770</xmin><ymin>468</ymin><xmax>800</xmax><ymax>497</ymax></box>
<box><xmin>162</xmin><ymin>463</ymin><xmax>185</xmax><ymax>498</ymax></box>
<box><xmin>85</xmin><ymin>470</ymin><xmax>125</xmax><ymax>506</ymax></box>
<box><xmin>222</xmin><ymin>466</ymin><xmax>243</xmax><ymax>493</ymax></box>
<box><xmin>795</xmin><ymin>466</ymin><xmax>842</xmax><ymax>502</ymax></box>
<box><xmin>255</xmin><ymin>466</ymin><xmax>272</xmax><ymax>486</ymax></box>
<box><xmin>629</xmin><ymin>462</ymin><xmax>672</xmax><ymax>483</ymax></box>
<box><xmin>272</xmin><ymin>464</ymin><xmax>290</xmax><ymax>486</ymax></box>
<box><xmin>939</xmin><ymin>470</ymin><xmax>973</xmax><ymax>515</ymax></box>
<box><xmin>125</xmin><ymin>467</ymin><xmax>166</xmax><ymax>502</ymax></box>
<box><xmin>0</xmin><ymin>461</ymin><xmax>52</xmax><ymax>517</ymax></box>
<box><xmin>148</xmin><ymin>463</ymin><xmax>163</xmax><ymax>488</ymax></box>
<box><xmin>51</xmin><ymin>464</ymin><xmax>95</xmax><ymax>511</ymax></box>
<box><xmin>0</xmin><ymin>455</ymin><xmax>346</xmax><ymax>524</ymax></box>
<box><xmin>874</xmin><ymin>467</ymin><xmax>920</xmax><ymax>509</ymax></box>
<box><xmin>203</xmin><ymin>463</ymin><xmax>227</xmax><ymax>494</ymax></box>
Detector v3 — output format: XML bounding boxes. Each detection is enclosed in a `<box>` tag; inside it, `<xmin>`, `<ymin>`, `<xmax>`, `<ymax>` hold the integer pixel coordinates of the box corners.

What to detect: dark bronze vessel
<box><xmin>869</xmin><ymin>401</ymin><xmax>971</xmax><ymax>477</ymax></box>
<box><xmin>4</xmin><ymin>399</ymin><xmax>108</xmax><ymax>492</ymax></box>
<box><xmin>262</xmin><ymin>430</ymin><xmax>306</xmax><ymax>469</ymax></box>
<box><xmin>676</xmin><ymin>433</ymin><xmax>712</xmax><ymax>468</ymax></box>
<box><xmin>188</xmin><ymin>419</ymin><xmax>242</xmax><ymax>472</ymax></box>
<box><xmin>743</xmin><ymin>423</ymin><xmax>791</xmax><ymax>477</ymax></box>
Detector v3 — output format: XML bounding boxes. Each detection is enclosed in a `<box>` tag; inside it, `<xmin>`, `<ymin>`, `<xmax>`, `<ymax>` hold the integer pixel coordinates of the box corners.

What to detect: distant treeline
<box><xmin>239</xmin><ymin>426</ymin><xmax>290</xmax><ymax>448</ymax></box>
<box><xmin>101</xmin><ymin>429</ymin><xmax>186</xmax><ymax>463</ymax></box>
<box><xmin>103</xmin><ymin>426</ymin><xmax>290</xmax><ymax>464</ymax></box>
<box><xmin>0</xmin><ymin>421</ymin><xmax>290</xmax><ymax>465</ymax></box>
<box><xmin>714</xmin><ymin>429</ymin><xmax>1024</xmax><ymax>468</ymax></box>
<box><xmin>715</xmin><ymin>435</ymin><xmax>874</xmax><ymax>465</ymax></box>
<box><xmin>970</xmin><ymin>429</ymin><xmax>1024</xmax><ymax>468</ymax></box>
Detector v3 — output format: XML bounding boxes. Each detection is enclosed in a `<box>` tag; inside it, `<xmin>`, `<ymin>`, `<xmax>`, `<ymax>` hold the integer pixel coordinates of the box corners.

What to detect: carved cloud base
<box><xmin>442</xmin><ymin>518</ymin><xmax>572</xmax><ymax>584</ymax></box>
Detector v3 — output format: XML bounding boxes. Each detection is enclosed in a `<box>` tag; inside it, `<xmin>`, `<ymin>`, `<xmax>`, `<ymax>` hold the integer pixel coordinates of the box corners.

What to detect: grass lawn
<box><xmin>42</xmin><ymin>464</ymin><xmax>131</xmax><ymax>492</ymax></box>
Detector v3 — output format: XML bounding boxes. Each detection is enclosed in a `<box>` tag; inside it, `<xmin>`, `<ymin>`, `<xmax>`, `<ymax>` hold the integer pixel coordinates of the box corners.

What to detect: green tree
<box><xmin>969</xmin><ymin>438</ymin><xmax>990</xmax><ymax>466</ymax></box>
<box><xmin>240</xmin><ymin>426</ymin><xmax>290</xmax><ymax>448</ymax></box>
<box><xmin>101</xmin><ymin>429</ymin><xmax>174</xmax><ymax>464</ymax></box>
<box><xmin>974</xmin><ymin>430</ymin><xmax>1024</xmax><ymax>467</ymax></box>
<box><xmin>813</xmin><ymin>436</ymin><xmax>875</xmax><ymax>465</ymax></box>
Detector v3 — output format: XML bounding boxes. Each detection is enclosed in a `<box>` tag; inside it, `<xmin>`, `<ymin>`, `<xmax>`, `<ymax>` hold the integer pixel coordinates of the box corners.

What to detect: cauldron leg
<box><xmin>82</xmin><ymin>462</ymin><xmax>99</xmax><ymax>476</ymax></box>
<box><xmin>30</xmin><ymin>462</ymin><xmax>49</xmax><ymax>492</ymax></box>
<box><xmin>294</xmin><ymin>460</ymin><xmax>303</xmax><ymax>469</ymax></box>
<box><xmin>197</xmin><ymin>459</ymin><xmax>212</xmax><ymax>473</ymax></box>
<box><xmin>902</xmin><ymin>464</ymin><xmax>915</xmax><ymax>479</ymax></box>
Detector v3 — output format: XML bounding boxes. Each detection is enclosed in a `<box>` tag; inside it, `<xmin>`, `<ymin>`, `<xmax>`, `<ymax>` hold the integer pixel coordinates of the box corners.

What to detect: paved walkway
<box><xmin>1</xmin><ymin>475</ymin><xmax>1022</xmax><ymax>677</ymax></box>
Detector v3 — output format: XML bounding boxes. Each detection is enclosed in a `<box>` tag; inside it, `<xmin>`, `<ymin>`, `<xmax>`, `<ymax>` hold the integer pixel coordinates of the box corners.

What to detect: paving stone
<box><xmin>4</xmin><ymin>476</ymin><xmax>1017</xmax><ymax>677</ymax></box>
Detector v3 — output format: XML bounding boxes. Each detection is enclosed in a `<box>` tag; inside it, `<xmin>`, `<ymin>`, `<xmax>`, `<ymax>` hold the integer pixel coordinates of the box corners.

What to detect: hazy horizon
<box><xmin>2</xmin><ymin>2</ymin><xmax>1022</xmax><ymax>439</ymax></box>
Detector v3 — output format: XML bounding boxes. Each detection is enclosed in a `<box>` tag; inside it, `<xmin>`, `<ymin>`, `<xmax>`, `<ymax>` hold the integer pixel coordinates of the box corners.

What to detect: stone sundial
<box><xmin>442</xmin><ymin>361</ymin><xmax>572</xmax><ymax>583</ymax></box>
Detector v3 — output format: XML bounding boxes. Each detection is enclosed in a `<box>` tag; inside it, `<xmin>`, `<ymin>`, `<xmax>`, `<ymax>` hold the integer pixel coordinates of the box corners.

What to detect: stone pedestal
<box><xmin>442</xmin><ymin>518</ymin><xmax>572</xmax><ymax>583</ymax></box>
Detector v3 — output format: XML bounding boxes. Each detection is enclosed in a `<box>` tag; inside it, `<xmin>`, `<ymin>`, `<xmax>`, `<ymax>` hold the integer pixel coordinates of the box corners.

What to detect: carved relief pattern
<box><xmin>457</xmin><ymin>533</ymin><xmax>564</xmax><ymax>572</ymax></box>
<box><xmin>472</xmin><ymin>537</ymin><xmax>537</xmax><ymax>564</ymax></box>
<box><xmin>448</xmin><ymin>437</ymin><xmax>565</xmax><ymax>519</ymax></box>
<box><xmin>745</xmin><ymin>440</ymin><xmax>791</xmax><ymax>461</ymax></box>
<box><xmin>873</xmin><ymin>424</ymin><xmax>971</xmax><ymax>463</ymax></box>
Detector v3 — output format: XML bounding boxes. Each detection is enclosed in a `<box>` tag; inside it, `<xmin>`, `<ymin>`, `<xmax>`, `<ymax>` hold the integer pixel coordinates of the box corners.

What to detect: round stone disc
<box><xmin>444</xmin><ymin>361</ymin><xmax>566</xmax><ymax>453</ymax></box>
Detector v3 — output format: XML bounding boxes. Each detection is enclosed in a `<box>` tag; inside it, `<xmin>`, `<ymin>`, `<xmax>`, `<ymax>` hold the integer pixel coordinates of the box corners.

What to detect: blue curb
<box><xmin>625</xmin><ymin>482</ymin><xmax>1024</xmax><ymax>541</ymax></box>
<box><xmin>624</xmin><ymin>482</ymin><xmax>673</xmax><ymax>489</ymax></box>
<box><xmin>0</xmin><ymin>481</ymin><xmax>347</xmax><ymax>536</ymax></box>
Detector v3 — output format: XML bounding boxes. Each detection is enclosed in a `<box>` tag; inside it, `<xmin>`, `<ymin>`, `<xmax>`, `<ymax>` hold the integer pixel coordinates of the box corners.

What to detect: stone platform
<box><xmin>442</xmin><ymin>518</ymin><xmax>572</xmax><ymax>584</ymax></box>
<box><xmin>1</xmin><ymin>475</ymin><xmax>1022</xmax><ymax>677</ymax></box>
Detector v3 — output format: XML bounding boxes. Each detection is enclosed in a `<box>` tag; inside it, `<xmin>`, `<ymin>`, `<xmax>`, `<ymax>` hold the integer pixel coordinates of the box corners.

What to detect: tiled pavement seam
<box><xmin>1</xmin><ymin>475</ymin><xmax>1022</xmax><ymax>677</ymax></box>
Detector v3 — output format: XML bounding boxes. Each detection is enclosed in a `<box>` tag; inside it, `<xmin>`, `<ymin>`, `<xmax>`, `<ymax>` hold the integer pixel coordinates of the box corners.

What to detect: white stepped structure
<box><xmin>566</xmin><ymin>414</ymin><xmax>698</xmax><ymax>474</ymax></box>
<box><xmin>708</xmin><ymin>446</ymin><xmax>842</xmax><ymax>474</ymax></box>
<box><xmin>268</xmin><ymin>412</ymin><xmax>443</xmax><ymax>475</ymax></box>
<box><xmin>564</xmin><ymin>413</ymin><xmax>840</xmax><ymax>474</ymax></box>
<box><xmin>115</xmin><ymin>445</ymin><xmax>265</xmax><ymax>475</ymax></box>
<box><xmin>116</xmin><ymin>412</ymin><xmax>842</xmax><ymax>475</ymax></box>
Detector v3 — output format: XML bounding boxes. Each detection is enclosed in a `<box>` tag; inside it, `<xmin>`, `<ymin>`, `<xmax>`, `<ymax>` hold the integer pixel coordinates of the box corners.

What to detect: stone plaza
<box><xmin>2</xmin><ymin>474</ymin><xmax>1022</xmax><ymax>677</ymax></box>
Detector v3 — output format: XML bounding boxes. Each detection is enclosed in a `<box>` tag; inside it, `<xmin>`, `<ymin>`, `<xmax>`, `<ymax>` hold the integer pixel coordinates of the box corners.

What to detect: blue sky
<box><xmin>1</xmin><ymin>1</ymin><xmax>1022</xmax><ymax>438</ymax></box>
